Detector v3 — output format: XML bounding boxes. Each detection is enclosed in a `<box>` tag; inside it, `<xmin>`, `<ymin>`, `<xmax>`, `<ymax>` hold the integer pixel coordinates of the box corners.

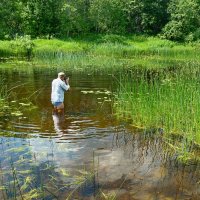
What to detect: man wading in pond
<box><xmin>51</xmin><ymin>72</ymin><xmax>70</xmax><ymax>114</ymax></box>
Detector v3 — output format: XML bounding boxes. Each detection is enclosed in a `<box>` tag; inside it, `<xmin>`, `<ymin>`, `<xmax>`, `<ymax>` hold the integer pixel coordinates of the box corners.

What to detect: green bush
<box><xmin>10</xmin><ymin>35</ymin><xmax>35</xmax><ymax>60</ymax></box>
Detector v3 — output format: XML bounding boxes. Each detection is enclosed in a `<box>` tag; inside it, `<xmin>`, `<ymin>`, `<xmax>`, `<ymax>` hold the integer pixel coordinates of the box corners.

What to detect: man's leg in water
<box><xmin>55</xmin><ymin>103</ymin><xmax>64</xmax><ymax>114</ymax></box>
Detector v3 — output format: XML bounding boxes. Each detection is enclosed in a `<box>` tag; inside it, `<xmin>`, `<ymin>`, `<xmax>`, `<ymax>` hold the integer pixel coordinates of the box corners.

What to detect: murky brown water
<box><xmin>0</xmin><ymin>67</ymin><xmax>200</xmax><ymax>200</ymax></box>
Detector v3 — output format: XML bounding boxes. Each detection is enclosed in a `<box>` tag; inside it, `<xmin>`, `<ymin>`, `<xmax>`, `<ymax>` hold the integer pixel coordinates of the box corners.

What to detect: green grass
<box><xmin>30</xmin><ymin>36</ymin><xmax>200</xmax><ymax>72</ymax></box>
<box><xmin>0</xmin><ymin>40</ymin><xmax>26</xmax><ymax>57</ymax></box>
<box><xmin>1</xmin><ymin>34</ymin><xmax>200</xmax><ymax>73</ymax></box>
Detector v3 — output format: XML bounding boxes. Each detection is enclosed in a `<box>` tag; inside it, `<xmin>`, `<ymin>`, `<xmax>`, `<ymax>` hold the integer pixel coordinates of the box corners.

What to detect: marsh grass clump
<box><xmin>31</xmin><ymin>36</ymin><xmax>200</xmax><ymax>74</ymax></box>
<box><xmin>114</xmin><ymin>67</ymin><xmax>200</xmax><ymax>161</ymax></box>
<box><xmin>0</xmin><ymin>41</ymin><xmax>14</xmax><ymax>57</ymax></box>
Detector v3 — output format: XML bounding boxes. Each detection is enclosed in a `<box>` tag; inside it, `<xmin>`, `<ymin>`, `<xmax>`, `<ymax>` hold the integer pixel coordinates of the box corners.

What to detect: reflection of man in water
<box><xmin>51</xmin><ymin>72</ymin><xmax>70</xmax><ymax>113</ymax></box>
<box><xmin>52</xmin><ymin>112</ymin><xmax>65</xmax><ymax>134</ymax></box>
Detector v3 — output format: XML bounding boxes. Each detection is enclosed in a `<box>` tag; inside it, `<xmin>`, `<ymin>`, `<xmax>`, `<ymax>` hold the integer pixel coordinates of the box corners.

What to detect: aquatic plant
<box><xmin>0</xmin><ymin>137</ymin><xmax>95</xmax><ymax>200</ymax></box>
<box><xmin>0</xmin><ymin>79</ymin><xmax>37</xmax><ymax>120</ymax></box>
<box><xmin>114</xmin><ymin>67</ymin><xmax>200</xmax><ymax>161</ymax></box>
<box><xmin>99</xmin><ymin>190</ymin><xmax>117</xmax><ymax>200</ymax></box>
<box><xmin>0</xmin><ymin>79</ymin><xmax>9</xmax><ymax>117</ymax></box>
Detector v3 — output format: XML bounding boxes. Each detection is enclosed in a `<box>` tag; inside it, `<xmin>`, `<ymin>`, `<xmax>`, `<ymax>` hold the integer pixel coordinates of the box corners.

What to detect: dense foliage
<box><xmin>0</xmin><ymin>0</ymin><xmax>200</xmax><ymax>41</ymax></box>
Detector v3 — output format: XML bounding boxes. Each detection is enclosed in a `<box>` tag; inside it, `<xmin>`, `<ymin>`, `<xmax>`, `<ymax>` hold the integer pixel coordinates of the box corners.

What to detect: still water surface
<box><xmin>0</xmin><ymin>68</ymin><xmax>199</xmax><ymax>200</ymax></box>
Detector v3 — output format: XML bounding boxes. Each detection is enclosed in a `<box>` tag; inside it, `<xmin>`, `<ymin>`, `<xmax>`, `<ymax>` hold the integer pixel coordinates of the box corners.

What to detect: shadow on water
<box><xmin>0</xmin><ymin>67</ymin><xmax>199</xmax><ymax>199</ymax></box>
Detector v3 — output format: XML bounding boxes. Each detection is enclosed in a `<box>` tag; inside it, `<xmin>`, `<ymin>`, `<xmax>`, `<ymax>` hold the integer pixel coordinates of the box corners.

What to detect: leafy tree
<box><xmin>89</xmin><ymin>0</ymin><xmax>127</xmax><ymax>33</ymax></box>
<box><xmin>0</xmin><ymin>0</ymin><xmax>23</xmax><ymax>39</ymax></box>
<box><xmin>60</xmin><ymin>0</ymin><xmax>91</xmax><ymax>36</ymax></box>
<box><xmin>21</xmin><ymin>0</ymin><xmax>63</xmax><ymax>37</ymax></box>
<box><xmin>162</xmin><ymin>0</ymin><xmax>200</xmax><ymax>41</ymax></box>
<box><xmin>125</xmin><ymin>0</ymin><xmax>170</xmax><ymax>34</ymax></box>
<box><xmin>11</xmin><ymin>35</ymin><xmax>34</xmax><ymax>60</ymax></box>
<box><xmin>1</xmin><ymin>0</ymin><xmax>199</xmax><ymax>41</ymax></box>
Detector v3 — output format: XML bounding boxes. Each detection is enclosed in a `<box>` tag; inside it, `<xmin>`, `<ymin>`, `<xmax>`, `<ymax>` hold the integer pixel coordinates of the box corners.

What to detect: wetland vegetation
<box><xmin>1</xmin><ymin>0</ymin><xmax>200</xmax><ymax>199</ymax></box>
<box><xmin>0</xmin><ymin>34</ymin><xmax>200</xmax><ymax>199</ymax></box>
<box><xmin>1</xmin><ymin>34</ymin><xmax>200</xmax><ymax>161</ymax></box>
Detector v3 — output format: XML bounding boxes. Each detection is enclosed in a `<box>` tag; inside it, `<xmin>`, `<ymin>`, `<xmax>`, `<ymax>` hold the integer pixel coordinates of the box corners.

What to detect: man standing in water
<box><xmin>51</xmin><ymin>72</ymin><xmax>70</xmax><ymax>113</ymax></box>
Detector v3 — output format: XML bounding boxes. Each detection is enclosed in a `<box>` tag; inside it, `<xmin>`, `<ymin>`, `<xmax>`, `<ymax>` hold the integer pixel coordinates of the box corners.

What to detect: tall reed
<box><xmin>114</xmin><ymin>66</ymin><xmax>200</xmax><ymax>160</ymax></box>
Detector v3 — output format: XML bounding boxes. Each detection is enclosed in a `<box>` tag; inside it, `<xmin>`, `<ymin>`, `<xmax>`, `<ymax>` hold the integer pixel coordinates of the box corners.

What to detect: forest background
<box><xmin>1</xmin><ymin>0</ymin><xmax>200</xmax><ymax>42</ymax></box>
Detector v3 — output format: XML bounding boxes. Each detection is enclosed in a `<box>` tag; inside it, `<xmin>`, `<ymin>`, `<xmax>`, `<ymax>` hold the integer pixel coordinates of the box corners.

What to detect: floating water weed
<box><xmin>0</xmin><ymin>79</ymin><xmax>38</xmax><ymax>120</ymax></box>
<box><xmin>60</xmin><ymin>169</ymin><xmax>70</xmax><ymax>177</ymax></box>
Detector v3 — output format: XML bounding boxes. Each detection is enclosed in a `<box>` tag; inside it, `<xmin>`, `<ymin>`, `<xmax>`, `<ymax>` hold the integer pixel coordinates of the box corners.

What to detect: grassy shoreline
<box><xmin>0</xmin><ymin>35</ymin><xmax>200</xmax><ymax>72</ymax></box>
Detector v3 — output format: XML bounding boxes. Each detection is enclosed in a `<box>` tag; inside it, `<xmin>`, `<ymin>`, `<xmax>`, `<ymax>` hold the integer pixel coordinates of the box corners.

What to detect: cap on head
<box><xmin>58</xmin><ymin>72</ymin><xmax>65</xmax><ymax>77</ymax></box>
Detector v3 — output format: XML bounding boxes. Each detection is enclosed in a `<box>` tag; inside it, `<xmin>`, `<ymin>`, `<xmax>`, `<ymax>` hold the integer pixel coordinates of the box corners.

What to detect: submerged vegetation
<box><xmin>0</xmin><ymin>137</ymin><xmax>95</xmax><ymax>200</ymax></box>
<box><xmin>0</xmin><ymin>79</ymin><xmax>22</xmax><ymax>119</ymax></box>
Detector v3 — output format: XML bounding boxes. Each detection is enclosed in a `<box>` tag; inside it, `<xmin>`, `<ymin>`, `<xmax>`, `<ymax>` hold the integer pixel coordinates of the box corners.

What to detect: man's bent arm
<box><xmin>60</xmin><ymin>81</ymin><xmax>70</xmax><ymax>91</ymax></box>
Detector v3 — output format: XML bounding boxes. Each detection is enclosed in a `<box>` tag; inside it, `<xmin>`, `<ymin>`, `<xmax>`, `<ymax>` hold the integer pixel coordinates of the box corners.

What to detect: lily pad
<box><xmin>11</xmin><ymin>111</ymin><xmax>23</xmax><ymax>116</ymax></box>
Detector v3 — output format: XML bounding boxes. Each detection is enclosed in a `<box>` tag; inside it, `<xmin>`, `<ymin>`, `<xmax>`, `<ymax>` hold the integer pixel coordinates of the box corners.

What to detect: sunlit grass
<box><xmin>32</xmin><ymin>38</ymin><xmax>200</xmax><ymax>71</ymax></box>
<box><xmin>1</xmin><ymin>35</ymin><xmax>200</xmax><ymax>73</ymax></box>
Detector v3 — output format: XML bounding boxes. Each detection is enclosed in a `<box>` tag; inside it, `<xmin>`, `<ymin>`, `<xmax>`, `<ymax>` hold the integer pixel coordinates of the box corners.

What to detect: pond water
<box><xmin>0</xmin><ymin>67</ymin><xmax>200</xmax><ymax>200</ymax></box>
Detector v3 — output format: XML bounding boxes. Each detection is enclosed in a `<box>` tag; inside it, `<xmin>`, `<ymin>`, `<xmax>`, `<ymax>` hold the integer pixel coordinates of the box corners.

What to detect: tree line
<box><xmin>0</xmin><ymin>0</ymin><xmax>200</xmax><ymax>42</ymax></box>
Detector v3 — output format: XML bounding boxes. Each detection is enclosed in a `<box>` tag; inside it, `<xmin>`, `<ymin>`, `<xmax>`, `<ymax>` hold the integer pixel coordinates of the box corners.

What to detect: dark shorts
<box><xmin>52</xmin><ymin>102</ymin><xmax>62</xmax><ymax>107</ymax></box>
